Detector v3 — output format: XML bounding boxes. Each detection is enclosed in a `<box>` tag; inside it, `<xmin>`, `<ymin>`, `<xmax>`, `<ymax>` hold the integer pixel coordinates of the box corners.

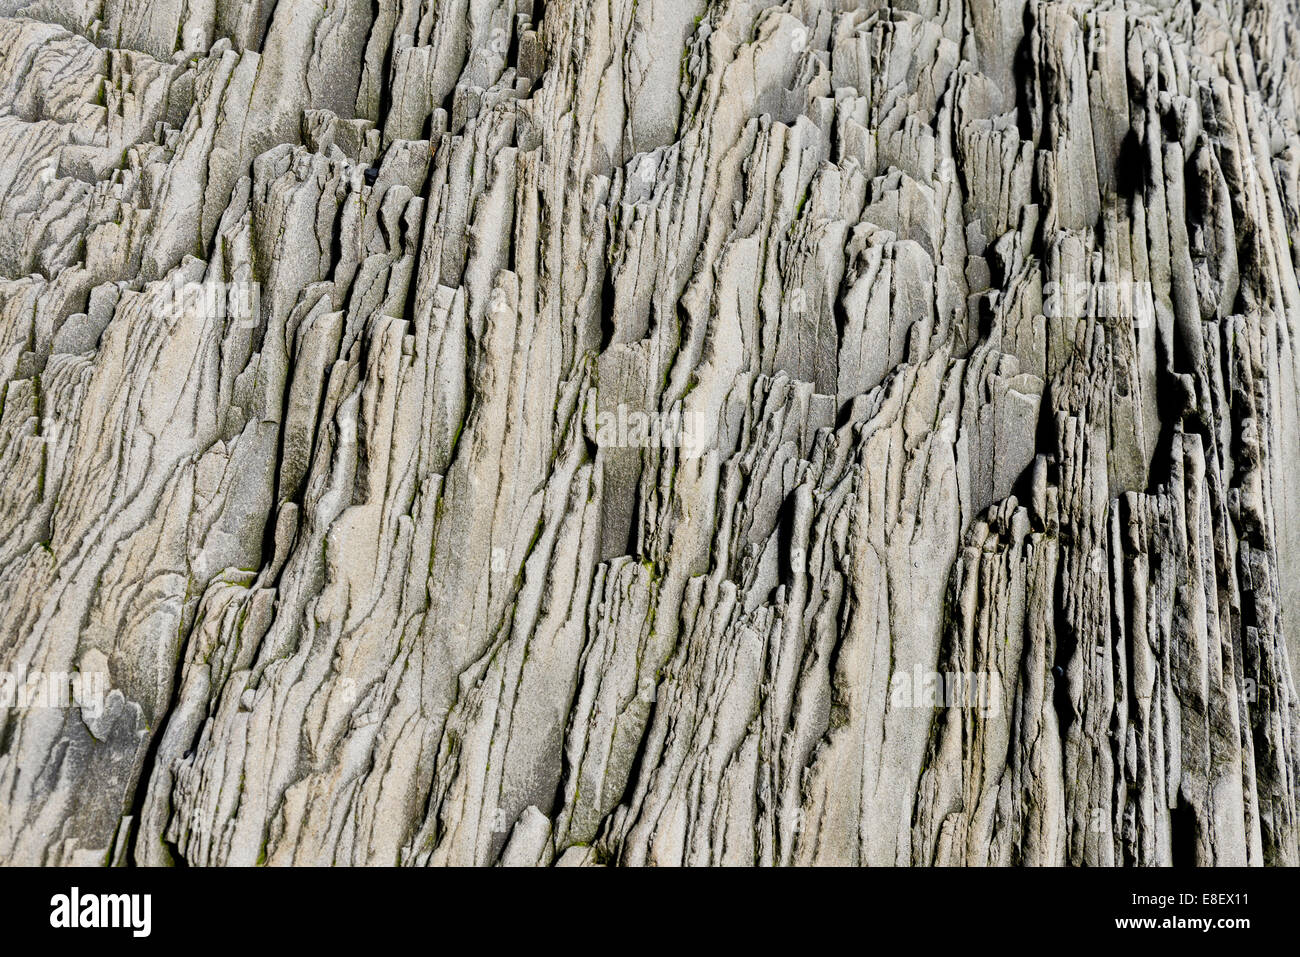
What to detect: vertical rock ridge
<box><xmin>0</xmin><ymin>0</ymin><xmax>1298</xmax><ymax>866</ymax></box>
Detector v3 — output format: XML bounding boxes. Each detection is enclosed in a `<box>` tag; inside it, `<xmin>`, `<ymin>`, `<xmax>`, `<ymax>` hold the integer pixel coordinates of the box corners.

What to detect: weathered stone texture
<box><xmin>1</xmin><ymin>0</ymin><xmax>1299</xmax><ymax>866</ymax></box>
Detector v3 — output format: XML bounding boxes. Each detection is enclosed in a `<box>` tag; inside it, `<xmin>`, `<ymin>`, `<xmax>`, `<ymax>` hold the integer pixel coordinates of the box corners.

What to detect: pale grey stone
<box><xmin>0</xmin><ymin>0</ymin><xmax>1298</xmax><ymax>868</ymax></box>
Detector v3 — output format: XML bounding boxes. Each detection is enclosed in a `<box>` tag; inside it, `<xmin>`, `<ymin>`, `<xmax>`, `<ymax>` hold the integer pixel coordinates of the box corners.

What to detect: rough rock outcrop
<box><xmin>1</xmin><ymin>0</ymin><xmax>1299</xmax><ymax>866</ymax></box>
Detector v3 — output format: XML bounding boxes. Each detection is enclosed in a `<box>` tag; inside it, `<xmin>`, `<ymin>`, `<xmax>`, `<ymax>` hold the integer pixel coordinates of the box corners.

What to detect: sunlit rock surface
<box><xmin>1</xmin><ymin>0</ymin><xmax>1300</xmax><ymax>866</ymax></box>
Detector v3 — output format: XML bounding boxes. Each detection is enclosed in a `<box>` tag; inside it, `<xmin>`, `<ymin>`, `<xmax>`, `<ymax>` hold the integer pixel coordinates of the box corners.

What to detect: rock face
<box><xmin>0</xmin><ymin>0</ymin><xmax>1299</xmax><ymax>867</ymax></box>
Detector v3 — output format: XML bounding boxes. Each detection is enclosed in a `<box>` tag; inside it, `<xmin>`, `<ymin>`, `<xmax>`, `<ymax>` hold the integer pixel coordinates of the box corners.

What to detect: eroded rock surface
<box><xmin>1</xmin><ymin>0</ymin><xmax>1299</xmax><ymax>866</ymax></box>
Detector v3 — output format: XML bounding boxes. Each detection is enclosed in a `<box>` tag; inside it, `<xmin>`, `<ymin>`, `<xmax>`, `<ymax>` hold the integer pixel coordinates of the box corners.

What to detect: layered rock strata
<box><xmin>0</xmin><ymin>0</ymin><xmax>1298</xmax><ymax>866</ymax></box>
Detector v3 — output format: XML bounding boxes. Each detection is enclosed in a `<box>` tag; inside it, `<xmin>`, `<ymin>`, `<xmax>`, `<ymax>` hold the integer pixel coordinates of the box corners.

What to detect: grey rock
<box><xmin>1</xmin><ymin>0</ymin><xmax>1299</xmax><ymax>868</ymax></box>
